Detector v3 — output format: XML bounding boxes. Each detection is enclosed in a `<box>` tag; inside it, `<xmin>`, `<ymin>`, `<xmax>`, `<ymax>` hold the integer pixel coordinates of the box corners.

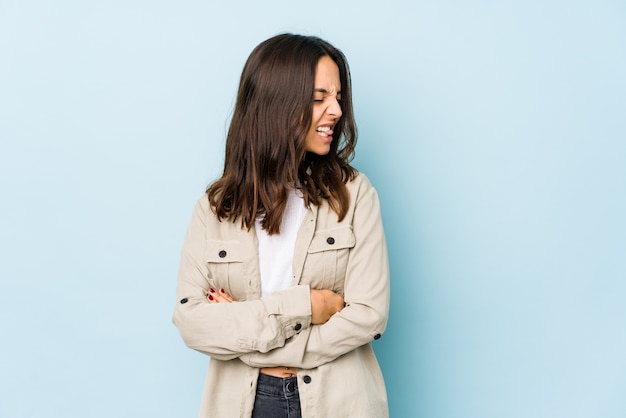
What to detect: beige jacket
<box><xmin>173</xmin><ymin>173</ymin><xmax>390</xmax><ymax>417</ymax></box>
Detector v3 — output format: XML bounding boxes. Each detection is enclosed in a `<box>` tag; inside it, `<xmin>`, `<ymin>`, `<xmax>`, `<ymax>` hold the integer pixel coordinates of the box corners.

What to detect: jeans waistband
<box><xmin>256</xmin><ymin>373</ymin><xmax>299</xmax><ymax>399</ymax></box>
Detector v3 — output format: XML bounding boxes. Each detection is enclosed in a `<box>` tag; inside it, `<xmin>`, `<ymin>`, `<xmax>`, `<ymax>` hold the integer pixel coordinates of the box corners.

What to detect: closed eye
<box><xmin>314</xmin><ymin>88</ymin><xmax>341</xmax><ymax>102</ymax></box>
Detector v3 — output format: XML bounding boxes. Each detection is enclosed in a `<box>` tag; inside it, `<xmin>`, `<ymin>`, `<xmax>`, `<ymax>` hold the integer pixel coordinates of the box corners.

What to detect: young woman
<box><xmin>173</xmin><ymin>33</ymin><xmax>390</xmax><ymax>418</ymax></box>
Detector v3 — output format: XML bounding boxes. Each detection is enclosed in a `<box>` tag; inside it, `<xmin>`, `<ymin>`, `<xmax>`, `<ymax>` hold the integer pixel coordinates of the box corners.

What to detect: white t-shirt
<box><xmin>254</xmin><ymin>190</ymin><xmax>308</xmax><ymax>297</ymax></box>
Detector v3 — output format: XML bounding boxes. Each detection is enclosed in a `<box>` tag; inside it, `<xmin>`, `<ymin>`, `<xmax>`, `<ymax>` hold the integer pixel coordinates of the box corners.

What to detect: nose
<box><xmin>326</xmin><ymin>97</ymin><xmax>342</xmax><ymax>119</ymax></box>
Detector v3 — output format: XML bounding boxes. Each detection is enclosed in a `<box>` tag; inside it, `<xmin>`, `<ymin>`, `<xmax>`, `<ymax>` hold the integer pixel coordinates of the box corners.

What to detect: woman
<box><xmin>173</xmin><ymin>33</ymin><xmax>390</xmax><ymax>418</ymax></box>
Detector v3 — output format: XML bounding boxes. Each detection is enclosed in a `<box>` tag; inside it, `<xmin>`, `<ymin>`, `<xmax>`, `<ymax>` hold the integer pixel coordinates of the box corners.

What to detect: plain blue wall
<box><xmin>1</xmin><ymin>1</ymin><xmax>625</xmax><ymax>417</ymax></box>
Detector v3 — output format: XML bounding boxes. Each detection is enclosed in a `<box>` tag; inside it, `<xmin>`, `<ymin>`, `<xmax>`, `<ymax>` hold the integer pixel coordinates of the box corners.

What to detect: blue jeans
<box><xmin>252</xmin><ymin>373</ymin><xmax>302</xmax><ymax>418</ymax></box>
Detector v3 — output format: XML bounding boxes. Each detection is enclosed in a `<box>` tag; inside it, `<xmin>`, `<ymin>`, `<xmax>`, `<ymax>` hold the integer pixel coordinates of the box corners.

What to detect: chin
<box><xmin>308</xmin><ymin>147</ymin><xmax>331</xmax><ymax>156</ymax></box>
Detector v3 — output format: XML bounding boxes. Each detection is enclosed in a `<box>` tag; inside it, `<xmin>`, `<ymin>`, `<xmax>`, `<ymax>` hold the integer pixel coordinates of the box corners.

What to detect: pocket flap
<box><xmin>206</xmin><ymin>240</ymin><xmax>245</xmax><ymax>263</ymax></box>
<box><xmin>308</xmin><ymin>226</ymin><xmax>355</xmax><ymax>254</ymax></box>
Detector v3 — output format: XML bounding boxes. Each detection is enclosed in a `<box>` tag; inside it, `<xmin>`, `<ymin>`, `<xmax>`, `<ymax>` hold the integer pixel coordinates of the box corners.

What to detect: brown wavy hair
<box><xmin>207</xmin><ymin>33</ymin><xmax>358</xmax><ymax>234</ymax></box>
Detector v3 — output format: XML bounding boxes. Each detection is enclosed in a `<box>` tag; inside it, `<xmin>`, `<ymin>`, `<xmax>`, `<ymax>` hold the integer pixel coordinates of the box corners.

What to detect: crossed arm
<box><xmin>173</xmin><ymin>181</ymin><xmax>389</xmax><ymax>369</ymax></box>
<box><xmin>207</xmin><ymin>287</ymin><xmax>345</xmax><ymax>325</ymax></box>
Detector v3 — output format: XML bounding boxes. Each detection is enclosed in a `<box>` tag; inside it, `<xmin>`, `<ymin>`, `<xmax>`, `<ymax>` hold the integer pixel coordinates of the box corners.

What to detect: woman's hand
<box><xmin>310</xmin><ymin>289</ymin><xmax>345</xmax><ymax>325</ymax></box>
<box><xmin>206</xmin><ymin>288</ymin><xmax>234</xmax><ymax>303</ymax></box>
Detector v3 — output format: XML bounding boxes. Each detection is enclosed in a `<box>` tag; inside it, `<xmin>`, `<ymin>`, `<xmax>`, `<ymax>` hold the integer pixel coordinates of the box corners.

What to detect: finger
<box><xmin>207</xmin><ymin>288</ymin><xmax>234</xmax><ymax>303</ymax></box>
<box><xmin>218</xmin><ymin>288</ymin><xmax>234</xmax><ymax>302</ymax></box>
<box><xmin>207</xmin><ymin>292</ymin><xmax>217</xmax><ymax>303</ymax></box>
<box><xmin>211</xmin><ymin>293</ymin><xmax>230</xmax><ymax>303</ymax></box>
<box><xmin>207</xmin><ymin>288</ymin><xmax>223</xmax><ymax>303</ymax></box>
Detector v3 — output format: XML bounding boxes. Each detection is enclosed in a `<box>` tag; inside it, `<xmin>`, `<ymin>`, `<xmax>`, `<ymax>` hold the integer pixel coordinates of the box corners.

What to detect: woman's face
<box><xmin>304</xmin><ymin>56</ymin><xmax>343</xmax><ymax>155</ymax></box>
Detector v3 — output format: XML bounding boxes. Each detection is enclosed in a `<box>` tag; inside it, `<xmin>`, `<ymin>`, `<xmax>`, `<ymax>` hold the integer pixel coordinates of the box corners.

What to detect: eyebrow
<box><xmin>314</xmin><ymin>88</ymin><xmax>342</xmax><ymax>95</ymax></box>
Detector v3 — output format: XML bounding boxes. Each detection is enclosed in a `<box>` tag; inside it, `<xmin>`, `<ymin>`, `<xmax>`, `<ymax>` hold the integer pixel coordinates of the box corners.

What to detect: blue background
<box><xmin>1</xmin><ymin>1</ymin><xmax>625</xmax><ymax>417</ymax></box>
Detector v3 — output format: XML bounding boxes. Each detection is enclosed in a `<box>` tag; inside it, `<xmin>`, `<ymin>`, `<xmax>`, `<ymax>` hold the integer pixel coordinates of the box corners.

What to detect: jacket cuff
<box><xmin>261</xmin><ymin>284</ymin><xmax>312</xmax><ymax>339</ymax></box>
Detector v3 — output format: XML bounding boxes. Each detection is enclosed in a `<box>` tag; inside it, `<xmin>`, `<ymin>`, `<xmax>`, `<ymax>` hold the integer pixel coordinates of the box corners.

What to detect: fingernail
<box><xmin>208</xmin><ymin>294</ymin><xmax>214</xmax><ymax>301</ymax></box>
<box><xmin>209</xmin><ymin>288</ymin><xmax>215</xmax><ymax>293</ymax></box>
<box><xmin>220</xmin><ymin>289</ymin><xmax>225</xmax><ymax>294</ymax></box>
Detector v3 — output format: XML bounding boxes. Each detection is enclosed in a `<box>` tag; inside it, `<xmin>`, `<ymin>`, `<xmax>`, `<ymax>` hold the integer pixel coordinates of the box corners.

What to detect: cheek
<box><xmin>311</xmin><ymin>105</ymin><xmax>324</xmax><ymax>124</ymax></box>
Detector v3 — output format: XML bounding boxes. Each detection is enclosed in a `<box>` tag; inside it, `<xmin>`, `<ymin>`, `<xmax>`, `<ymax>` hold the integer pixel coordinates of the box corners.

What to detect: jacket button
<box><xmin>374</xmin><ymin>333</ymin><xmax>381</xmax><ymax>340</ymax></box>
<box><xmin>294</xmin><ymin>323</ymin><xmax>302</xmax><ymax>331</ymax></box>
<box><xmin>326</xmin><ymin>237</ymin><xmax>335</xmax><ymax>245</ymax></box>
<box><xmin>218</xmin><ymin>250</ymin><xmax>227</xmax><ymax>258</ymax></box>
<box><xmin>303</xmin><ymin>375</ymin><xmax>312</xmax><ymax>384</ymax></box>
<box><xmin>180</xmin><ymin>298</ymin><xmax>188</xmax><ymax>304</ymax></box>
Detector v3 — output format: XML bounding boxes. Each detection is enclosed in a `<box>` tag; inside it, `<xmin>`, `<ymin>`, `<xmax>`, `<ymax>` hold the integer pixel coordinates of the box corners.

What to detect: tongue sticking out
<box><xmin>316</xmin><ymin>126</ymin><xmax>333</xmax><ymax>137</ymax></box>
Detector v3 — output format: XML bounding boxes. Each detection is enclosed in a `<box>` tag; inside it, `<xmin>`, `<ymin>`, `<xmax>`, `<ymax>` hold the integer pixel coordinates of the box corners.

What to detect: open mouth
<box><xmin>316</xmin><ymin>126</ymin><xmax>333</xmax><ymax>137</ymax></box>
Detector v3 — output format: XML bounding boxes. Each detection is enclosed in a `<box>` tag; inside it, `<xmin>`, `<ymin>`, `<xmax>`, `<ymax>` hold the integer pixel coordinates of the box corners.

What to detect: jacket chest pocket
<box><xmin>206</xmin><ymin>240</ymin><xmax>247</xmax><ymax>301</ymax></box>
<box><xmin>302</xmin><ymin>226</ymin><xmax>355</xmax><ymax>295</ymax></box>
